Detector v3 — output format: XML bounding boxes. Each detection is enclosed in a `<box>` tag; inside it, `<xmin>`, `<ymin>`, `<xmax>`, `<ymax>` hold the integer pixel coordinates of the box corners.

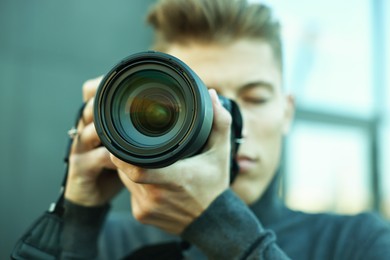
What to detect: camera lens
<box><xmin>112</xmin><ymin>69</ymin><xmax>185</xmax><ymax>141</ymax></box>
<box><xmin>94</xmin><ymin>51</ymin><xmax>213</xmax><ymax>168</ymax></box>
<box><xmin>131</xmin><ymin>93</ymin><xmax>176</xmax><ymax>136</ymax></box>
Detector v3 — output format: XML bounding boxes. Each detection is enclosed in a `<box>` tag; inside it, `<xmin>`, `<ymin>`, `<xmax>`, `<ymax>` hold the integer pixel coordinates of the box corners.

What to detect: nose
<box><xmin>237</xmin><ymin>104</ymin><xmax>249</xmax><ymax>139</ymax></box>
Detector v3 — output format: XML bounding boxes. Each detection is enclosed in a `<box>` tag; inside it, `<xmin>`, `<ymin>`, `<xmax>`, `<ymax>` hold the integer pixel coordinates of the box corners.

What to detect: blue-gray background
<box><xmin>0</xmin><ymin>1</ymin><xmax>154</xmax><ymax>257</ymax></box>
<box><xmin>1</xmin><ymin>1</ymin><xmax>389</xmax><ymax>259</ymax></box>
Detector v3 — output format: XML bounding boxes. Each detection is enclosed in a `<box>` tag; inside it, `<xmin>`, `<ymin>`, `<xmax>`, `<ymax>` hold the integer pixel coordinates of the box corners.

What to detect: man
<box><xmin>18</xmin><ymin>0</ymin><xmax>390</xmax><ymax>259</ymax></box>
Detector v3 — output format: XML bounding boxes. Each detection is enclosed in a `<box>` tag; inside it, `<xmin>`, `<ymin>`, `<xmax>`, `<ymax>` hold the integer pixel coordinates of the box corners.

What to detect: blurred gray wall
<box><xmin>0</xmin><ymin>1</ymin><xmax>154</xmax><ymax>257</ymax></box>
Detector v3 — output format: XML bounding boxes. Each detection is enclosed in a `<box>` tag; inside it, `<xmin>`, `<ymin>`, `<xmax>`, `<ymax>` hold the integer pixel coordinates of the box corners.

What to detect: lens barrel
<box><xmin>94</xmin><ymin>51</ymin><xmax>213</xmax><ymax>168</ymax></box>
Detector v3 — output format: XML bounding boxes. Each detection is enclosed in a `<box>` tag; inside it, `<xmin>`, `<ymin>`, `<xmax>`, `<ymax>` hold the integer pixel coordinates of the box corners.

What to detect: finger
<box><xmin>75</xmin><ymin>123</ymin><xmax>101</xmax><ymax>153</ymax></box>
<box><xmin>204</xmin><ymin>89</ymin><xmax>232</xmax><ymax>150</ymax></box>
<box><xmin>82</xmin><ymin>76</ymin><xmax>104</xmax><ymax>102</ymax></box>
<box><xmin>117</xmin><ymin>170</ymin><xmax>169</xmax><ymax>223</ymax></box>
<box><xmin>70</xmin><ymin>147</ymin><xmax>116</xmax><ymax>178</ymax></box>
<box><xmin>117</xmin><ymin>170</ymin><xmax>150</xmax><ymax>215</ymax></box>
<box><xmin>73</xmin><ymin>98</ymin><xmax>95</xmax><ymax>135</ymax></box>
<box><xmin>118</xmin><ymin>170</ymin><xmax>148</xmax><ymax>196</ymax></box>
<box><xmin>82</xmin><ymin>97</ymin><xmax>95</xmax><ymax>125</ymax></box>
<box><xmin>111</xmin><ymin>154</ymin><xmax>180</xmax><ymax>185</ymax></box>
<box><xmin>110</xmin><ymin>155</ymin><xmax>147</xmax><ymax>183</ymax></box>
<box><xmin>118</xmin><ymin>172</ymin><xmax>151</xmax><ymax>222</ymax></box>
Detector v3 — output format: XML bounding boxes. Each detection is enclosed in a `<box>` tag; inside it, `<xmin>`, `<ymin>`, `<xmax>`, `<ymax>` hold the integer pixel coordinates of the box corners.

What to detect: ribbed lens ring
<box><xmin>94</xmin><ymin>51</ymin><xmax>213</xmax><ymax>168</ymax></box>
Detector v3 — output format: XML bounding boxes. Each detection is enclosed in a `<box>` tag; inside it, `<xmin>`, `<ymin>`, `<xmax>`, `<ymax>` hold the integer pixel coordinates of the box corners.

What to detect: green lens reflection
<box><xmin>131</xmin><ymin>95</ymin><xmax>177</xmax><ymax>136</ymax></box>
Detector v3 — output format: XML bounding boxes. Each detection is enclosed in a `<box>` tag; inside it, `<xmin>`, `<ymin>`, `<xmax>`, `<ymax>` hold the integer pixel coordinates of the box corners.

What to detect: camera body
<box><xmin>94</xmin><ymin>51</ymin><xmax>242</xmax><ymax>181</ymax></box>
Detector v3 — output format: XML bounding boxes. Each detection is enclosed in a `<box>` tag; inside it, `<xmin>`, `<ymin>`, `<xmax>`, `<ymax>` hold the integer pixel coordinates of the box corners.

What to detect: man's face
<box><xmin>166</xmin><ymin>39</ymin><xmax>294</xmax><ymax>204</ymax></box>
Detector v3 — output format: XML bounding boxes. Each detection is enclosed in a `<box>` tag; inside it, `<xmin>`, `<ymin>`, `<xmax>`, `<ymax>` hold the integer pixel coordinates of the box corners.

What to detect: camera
<box><xmin>94</xmin><ymin>51</ymin><xmax>243</xmax><ymax>181</ymax></box>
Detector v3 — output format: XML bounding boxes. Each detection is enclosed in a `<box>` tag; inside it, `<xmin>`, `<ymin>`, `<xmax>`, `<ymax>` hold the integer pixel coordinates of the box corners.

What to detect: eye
<box><xmin>241</xmin><ymin>95</ymin><xmax>270</xmax><ymax>105</ymax></box>
<box><xmin>239</xmin><ymin>84</ymin><xmax>274</xmax><ymax>106</ymax></box>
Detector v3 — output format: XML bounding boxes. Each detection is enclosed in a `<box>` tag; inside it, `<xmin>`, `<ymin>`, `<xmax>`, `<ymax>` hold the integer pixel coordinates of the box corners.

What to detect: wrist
<box><xmin>64</xmin><ymin>187</ymin><xmax>107</xmax><ymax>207</ymax></box>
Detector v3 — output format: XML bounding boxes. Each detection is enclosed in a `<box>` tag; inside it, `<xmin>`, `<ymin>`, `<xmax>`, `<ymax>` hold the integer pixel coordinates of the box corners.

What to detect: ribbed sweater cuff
<box><xmin>181</xmin><ymin>189</ymin><xmax>266</xmax><ymax>259</ymax></box>
<box><xmin>60</xmin><ymin>200</ymin><xmax>110</xmax><ymax>259</ymax></box>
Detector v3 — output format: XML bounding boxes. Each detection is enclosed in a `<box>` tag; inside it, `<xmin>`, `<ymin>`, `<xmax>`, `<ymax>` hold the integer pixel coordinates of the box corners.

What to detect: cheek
<box><xmin>245</xmin><ymin>103</ymin><xmax>286</xmax><ymax>140</ymax></box>
<box><xmin>242</xmin><ymin>103</ymin><xmax>285</xmax><ymax>167</ymax></box>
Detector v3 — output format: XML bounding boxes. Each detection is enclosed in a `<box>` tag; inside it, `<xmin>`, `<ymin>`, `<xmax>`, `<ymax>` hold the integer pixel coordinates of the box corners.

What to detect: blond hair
<box><xmin>147</xmin><ymin>0</ymin><xmax>282</xmax><ymax>69</ymax></box>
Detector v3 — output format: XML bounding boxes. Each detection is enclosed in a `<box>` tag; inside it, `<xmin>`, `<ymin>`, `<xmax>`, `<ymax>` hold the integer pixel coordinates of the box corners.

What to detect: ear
<box><xmin>282</xmin><ymin>94</ymin><xmax>295</xmax><ymax>135</ymax></box>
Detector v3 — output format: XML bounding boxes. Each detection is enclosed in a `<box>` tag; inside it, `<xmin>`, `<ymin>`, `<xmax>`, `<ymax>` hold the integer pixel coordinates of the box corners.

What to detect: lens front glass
<box><xmin>130</xmin><ymin>90</ymin><xmax>178</xmax><ymax>136</ymax></box>
<box><xmin>111</xmin><ymin>69</ymin><xmax>187</xmax><ymax>149</ymax></box>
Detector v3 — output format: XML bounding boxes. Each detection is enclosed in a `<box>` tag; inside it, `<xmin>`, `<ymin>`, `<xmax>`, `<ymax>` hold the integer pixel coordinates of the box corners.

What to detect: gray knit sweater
<box><xmin>60</xmin><ymin>176</ymin><xmax>390</xmax><ymax>259</ymax></box>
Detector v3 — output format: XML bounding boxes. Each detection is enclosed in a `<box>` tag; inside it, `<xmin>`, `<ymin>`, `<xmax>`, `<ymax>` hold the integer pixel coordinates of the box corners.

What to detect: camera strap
<box><xmin>11</xmin><ymin>103</ymin><xmax>86</xmax><ymax>260</ymax></box>
<box><xmin>48</xmin><ymin>102</ymin><xmax>87</xmax><ymax>216</ymax></box>
<box><xmin>228</xmin><ymin>99</ymin><xmax>244</xmax><ymax>183</ymax></box>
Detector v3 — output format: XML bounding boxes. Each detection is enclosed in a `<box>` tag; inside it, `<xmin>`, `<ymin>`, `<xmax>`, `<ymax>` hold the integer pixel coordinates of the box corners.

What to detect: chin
<box><xmin>231</xmin><ymin>177</ymin><xmax>263</xmax><ymax>205</ymax></box>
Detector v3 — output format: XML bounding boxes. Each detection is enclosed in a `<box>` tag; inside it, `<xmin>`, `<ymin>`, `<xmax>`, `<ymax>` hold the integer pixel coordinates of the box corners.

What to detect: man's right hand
<box><xmin>64</xmin><ymin>76</ymin><xmax>123</xmax><ymax>207</ymax></box>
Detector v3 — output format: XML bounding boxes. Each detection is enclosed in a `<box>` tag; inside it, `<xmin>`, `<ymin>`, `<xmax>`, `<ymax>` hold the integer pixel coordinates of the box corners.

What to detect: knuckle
<box><xmin>128</xmin><ymin>168</ymin><xmax>147</xmax><ymax>183</ymax></box>
<box><xmin>69</xmin><ymin>153</ymin><xmax>80</xmax><ymax>165</ymax></box>
<box><xmin>69</xmin><ymin>154</ymin><xmax>88</xmax><ymax>173</ymax></box>
<box><xmin>82</xmin><ymin>77</ymin><xmax>101</xmax><ymax>100</ymax></box>
<box><xmin>149</xmin><ymin>188</ymin><xmax>164</xmax><ymax>203</ymax></box>
<box><xmin>133</xmin><ymin>208</ymin><xmax>148</xmax><ymax>223</ymax></box>
<box><xmin>133</xmin><ymin>205</ymin><xmax>152</xmax><ymax>224</ymax></box>
<box><xmin>132</xmin><ymin>188</ymin><xmax>164</xmax><ymax>223</ymax></box>
<box><xmin>96</xmin><ymin>148</ymin><xmax>110</xmax><ymax>163</ymax></box>
<box><xmin>109</xmin><ymin>154</ymin><xmax>120</xmax><ymax>165</ymax></box>
<box><xmin>82</xmin><ymin>79</ymin><xmax>94</xmax><ymax>94</ymax></box>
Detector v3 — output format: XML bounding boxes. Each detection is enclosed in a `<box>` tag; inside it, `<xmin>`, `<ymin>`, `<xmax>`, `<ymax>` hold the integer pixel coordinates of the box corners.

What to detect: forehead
<box><xmin>165</xmin><ymin>39</ymin><xmax>282</xmax><ymax>91</ymax></box>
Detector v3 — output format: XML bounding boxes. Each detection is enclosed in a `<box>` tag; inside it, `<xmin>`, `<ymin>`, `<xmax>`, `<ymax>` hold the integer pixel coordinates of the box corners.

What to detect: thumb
<box><xmin>204</xmin><ymin>89</ymin><xmax>232</xmax><ymax>150</ymax></box>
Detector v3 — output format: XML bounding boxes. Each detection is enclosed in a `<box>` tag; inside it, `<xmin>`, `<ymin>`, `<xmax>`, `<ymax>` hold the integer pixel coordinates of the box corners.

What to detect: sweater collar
<box><xmin>248</xmin><ymin>170</ymin><xmax>287</xmax><ymax>227</ymax></box>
